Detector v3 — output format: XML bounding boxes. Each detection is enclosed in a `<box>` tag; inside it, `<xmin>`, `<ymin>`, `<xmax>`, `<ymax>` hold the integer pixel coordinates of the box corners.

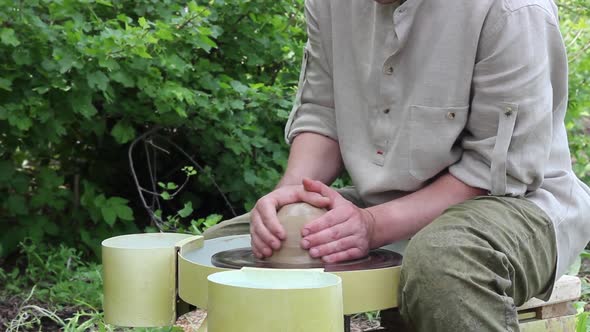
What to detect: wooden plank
<box><xmin>518</xmin><ymin>276</ymin><xmax>581</xmax><ymax>311</ymax></box>
<box><xmin>535</xmin><ymin>302</ymin><xmax>576</xmax><ymax>320</ymax></box>
<box><xmin>519</xmin><ymin>315</ymin><xmax>576</xmax><ymax>332</ymax></box>
<box><xmin>518</xmin><ymin>311</ymin><xmax>537</xmax><ymax>321</ymax></box>
<box><xmin>375</xmin><ymin>308</ymin><xmax>567</xmax><ymax>331</ymax></box>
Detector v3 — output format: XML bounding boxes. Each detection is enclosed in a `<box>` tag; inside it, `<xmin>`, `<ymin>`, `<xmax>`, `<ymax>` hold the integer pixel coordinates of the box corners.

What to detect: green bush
<box><xmin>561</xmin><ymin>0</ymin><xmax>590</xmax><ymax>184</ymax></box>
<box><xmin>0</xmin><ymin>0</ymin><xmax>306</xmax><ymax>257</ymax></box>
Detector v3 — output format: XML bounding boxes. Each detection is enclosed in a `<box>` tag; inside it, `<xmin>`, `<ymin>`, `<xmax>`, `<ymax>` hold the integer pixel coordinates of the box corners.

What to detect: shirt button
<box><xmin>383</xmin><ymin>65</ymin><xmax>394</xmax><ymax>75</ymax></box>
<box><xmin>383</xmin><ymin>108</ymin><xmax>390</xmax><ymax>114</ymax></box>
<box><xmin>447</xmin><ymin>112</ymin><xmax>456</xmax><ymax>120</ymax></box>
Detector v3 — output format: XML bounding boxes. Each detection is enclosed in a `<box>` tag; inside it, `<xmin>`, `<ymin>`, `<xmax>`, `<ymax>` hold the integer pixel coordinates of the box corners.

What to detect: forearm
<box><xmin>277</xmin><ymin>132</ymin><xmax>344</xmax><ymax>188</ymax></box>
<box><xmin>366</xmin><ymin>172</ymin><xmax>487</xmax><ymax>248</ymax></box>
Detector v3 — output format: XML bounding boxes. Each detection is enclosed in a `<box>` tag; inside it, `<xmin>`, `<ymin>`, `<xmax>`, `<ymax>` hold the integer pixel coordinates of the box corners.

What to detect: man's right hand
<box><xmin>250</xmin><ymin>183</ymin><xmax>331</xmax><ymax>259</ymax></box>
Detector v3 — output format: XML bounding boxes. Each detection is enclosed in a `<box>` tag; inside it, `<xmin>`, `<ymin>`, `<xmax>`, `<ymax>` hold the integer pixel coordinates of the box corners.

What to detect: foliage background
<box><xmin>0</xmin><ymin>0</ymin><xmax>307</xmax><ymax>258</ymax></box>
<box><xmin>0</xmin><ymin>0</ymin><xmax>589</xmax><ymax>330</ymax></box>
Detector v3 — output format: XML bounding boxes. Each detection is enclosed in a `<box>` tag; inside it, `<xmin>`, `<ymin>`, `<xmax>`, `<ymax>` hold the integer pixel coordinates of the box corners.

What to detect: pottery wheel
<box><xmin>211</xmin><ymin>248</ymin><xmax>402</xmax><ymax>272</ymax></box>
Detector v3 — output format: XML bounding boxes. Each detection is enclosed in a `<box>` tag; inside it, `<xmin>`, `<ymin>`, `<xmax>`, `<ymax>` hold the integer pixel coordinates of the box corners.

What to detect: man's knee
<box><xmin>400</xmin><ymin>218</ymin><xmax>512</xmax><ymax>293</ymax></box>
<box><xmin>399</xmin><ymin>225</ymin><xmax>484</xmax><ymax>294</ymax></box>
<box><xmin>398</xmin><ymin>219</ymin><xmax>518</xmax><ymax>330</ymax></box>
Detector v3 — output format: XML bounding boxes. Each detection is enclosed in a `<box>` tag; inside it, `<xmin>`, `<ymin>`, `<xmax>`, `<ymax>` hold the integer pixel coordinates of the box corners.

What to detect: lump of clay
<box><xmin>266</xmin><ymin>202</ymin><xmax>326</xmax><ymax>266</ymax></box>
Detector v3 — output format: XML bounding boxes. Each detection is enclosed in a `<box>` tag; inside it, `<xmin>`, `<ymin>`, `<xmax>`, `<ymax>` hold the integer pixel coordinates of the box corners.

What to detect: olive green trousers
<box><xmin>399</xmin><ymin>196</ymin><xmax>557</xmax><ymax>331</ymax></box>
<box><xmin>203</xmin><ymin>195</ymin><xmax>557</xmax><ymax>332</ymax></box>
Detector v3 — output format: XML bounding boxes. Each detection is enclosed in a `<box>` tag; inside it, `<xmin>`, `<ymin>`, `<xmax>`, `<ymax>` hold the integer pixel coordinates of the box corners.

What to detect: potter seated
<box><xmin>206</xmin><ymin>0</ymin><xmax>590</xmax><ymax>329</ymax></box>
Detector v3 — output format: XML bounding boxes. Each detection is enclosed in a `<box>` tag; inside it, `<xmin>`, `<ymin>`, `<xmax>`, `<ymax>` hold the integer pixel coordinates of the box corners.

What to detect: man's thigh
<box><xmin>398</xmin><ymin>196</ymin><xmax>557</xmax><ymax>331</ymax></box>
<box><xmin>402</xmin><ymin>195</ymin><xmax>557</xmax><ymax>305</ymax></box>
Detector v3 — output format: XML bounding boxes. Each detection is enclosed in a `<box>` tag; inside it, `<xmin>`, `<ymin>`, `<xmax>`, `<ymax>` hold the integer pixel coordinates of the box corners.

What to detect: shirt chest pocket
<box><xmin>408</xmin><ymin>105</ymin><xmax>469</xmax><ymax>181</ymax></box>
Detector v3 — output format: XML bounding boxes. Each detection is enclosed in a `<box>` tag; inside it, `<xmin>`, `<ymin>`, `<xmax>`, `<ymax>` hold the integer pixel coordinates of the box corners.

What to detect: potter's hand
<box><xmin>251</xmin><ymin>184</ymin><xmax>330</xmax><ymax>259</ymax></box>
<box><xmin>300</xmin><ymin>178</ymin><xmax>375</xmax><ymax>263</ymax></box>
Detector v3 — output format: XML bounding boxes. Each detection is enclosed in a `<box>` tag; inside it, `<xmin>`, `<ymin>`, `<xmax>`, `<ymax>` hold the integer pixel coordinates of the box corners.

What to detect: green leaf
<box><xmin>99</xmin><ymin>57</ymin><xmax>121</xmax><ymax>71</ymax></box>
<box><xmin>8</xmin><ymin>114</ymin><xmax>33</xmax><ymax>131</ymax></box>
<box><xmin>101</xmin><ymin>206</ymin><xmax>117</xmax><ymax>226</ymax></box>
<box><xmin>44</xmin><ymin>221</ymin><xmax>59</xmax><ymax>236</ymax></box>
<box><xmin>195</xmin><ymin>35</ymin><xmax>217</xmax><ymax>52</ymax></box>
<box><xmin>0</xmin><ymin>28</ymin><xmax>20</xmax><ymax>47</ymax></box>
<box><xmin>12</xmin><ymin>49</ymin><xmax>32</xmax><ymax>65</ymax></box>
<box><xmin>55</xmin><ymin>50</ymin><xmax>76</xmax><ymax>74</ymax></box>
<box><xmin>96</xmin><ymin>0</ymin><xmax>113</xmax><ymax>6</ymax></box>
<box><xmin>138</xmin><ymin>17</ymin><xmax>149</xmax><ymax>29</ymax></box>
<box><xmin>178</xmin><ymin>202</ymin><xmax>193</xmax><ymax>218</ymax></box>
<box><xmin>204</xmin><ymin>214</ymin><xmax>222</xmax><ymax>228</ymax></box>
<box><xmin>166</xmin><ymin>182</ymin><xmax>178</xmax><ymax>190</ymax></box>
<box><xmin>6</xmin><ymin>195</ymin><xmax>27</xmax><ymax>215</ymax></box>
<box><xmin>114</xmin><ymin>204</ymin><xmax>134</xmax><ymax>221</ymax></box>
<box><xmin>110</xmin><ymin>71</ymin><xmax>135</xmax><ymax>88</ymax></box>
<box><xmin>0</xmin><ymin>78</ymin><xmax>12</xmax><ymax>91</ymax></box>
<box><xmin>107</xmin><ymin>197</ymin><xmax>129</xmax><ymax>205</ymax></box>
<box><xmin>155</xmin><ymin>23</ymin><xmax>174</xmax><ymax>40</ymax></box>
<box><xmin>190</xmin><ymin>223</ymin><xmax>203</xmax><ymax>235</ymax></box>
<box><xmin>244</xmin><ymin>169</ymin><xmax>257</xmax><ymax>185</ymax></box>
<box><xmin>33</xmin><ymin>86</ymin><xmax>50</xmax><ymax>95</ymax></box>
<box><xmin>10</xmin><ymin>175</ymin><xmax>30</xmax><ymax>194</ymax></box>
<box><xmin>580</xmin><ymin>250</ymin><xmax>590</xmax><ymax>260</ymax></box>
<box><xmin>71</xmin><ymin>92</ymin><xmax>97</xmax><ymax>119</ymax></box>
<box><xmin>111</xmin><ymin>121</ymin><xmax>136</xmax><ymax>144</ymax></box>
<box><xmin>87</xmin><ymin>71</ymin><xmax>110</xmax><ymax>91</ymax></box>
<box><xmin>94</xmin><ymin>194</ymin><xmax>107</xmax><ymax>207</ymax></box>
<box><xmin>0</xmin><ymin>161</ymin><xmax>15</xmax><ymax>182</ymax></box>
<box><xmin>161</xmin><ymin>191</ymin><xmax>171</xmax><ymax>200</ymax></box>
<box><xmin>188</xmin><ymin>1</ymin><xmax>200</xmax><ymax>13</ymax></box>
<box><xmin>182</xmin><ymin>166</ymin><xmax>197</xmax><ymax>176</ymax></box>
<box><xmin>230</xmin><ymin>99</ymin><xmax>245</xmax><ymax>110</ymax></box>
<box><xmin>134</xmin><ymin>46</ymin><xmax>152</xmax><ymax>59</ymax></box>
<box><xmin>230</xmin><ymin>80</ymin><xmax>248</xmax><ymax>94</ymax></box>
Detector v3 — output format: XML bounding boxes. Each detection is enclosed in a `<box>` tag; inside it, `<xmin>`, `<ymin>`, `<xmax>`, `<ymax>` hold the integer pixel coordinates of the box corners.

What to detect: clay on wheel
<box><xmin>266</xmin><ymin>203</ymin><xmax>326</xmax><ymax>265</ymax></box>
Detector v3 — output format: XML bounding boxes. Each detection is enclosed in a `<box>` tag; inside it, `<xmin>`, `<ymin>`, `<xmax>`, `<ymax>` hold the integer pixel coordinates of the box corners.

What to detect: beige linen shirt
<box><xmin>285</xmin><ymin>0</ymin><xmax>590</xmax><ymax>278</ymax></box>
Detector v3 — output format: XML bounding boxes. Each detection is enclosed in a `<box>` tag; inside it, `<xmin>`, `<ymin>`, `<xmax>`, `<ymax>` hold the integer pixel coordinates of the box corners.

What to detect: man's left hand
<box><xmin>300</xmin><ymin>178</ymin><xmax>375</xmax><ymax>263</ymax></box>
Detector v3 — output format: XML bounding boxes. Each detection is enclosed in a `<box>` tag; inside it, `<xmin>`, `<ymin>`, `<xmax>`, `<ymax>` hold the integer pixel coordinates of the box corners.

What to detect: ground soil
<box><xmin>0</xmin><ymin>296</ymin><xmax>21</xmax><ymax>329</ymax></box>
<box><xmin>175</xmin><ymin>309</ymin><xmax>383</xmax><ymax>332</ymax></box>
<box><xmin>0</xmin><ymin>295</ymin><xmax>82</xmax><ymax>332</ymax></box>
<box><xmin>1</xmin><ymin>298</ymin><xmax>382</xmax><ymax>331</ymax></box>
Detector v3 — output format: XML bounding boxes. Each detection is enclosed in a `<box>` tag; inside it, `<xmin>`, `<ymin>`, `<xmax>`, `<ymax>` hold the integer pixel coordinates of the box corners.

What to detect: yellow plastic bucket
<box><xmin>207</xmin><ymin>268</ymin><xmax>343</xmax><ymax>332</ymax></box>
<box><xmin>102</xmin><ymin>233</ymin><xmax>192</xmax><ymax>327</ymax></box>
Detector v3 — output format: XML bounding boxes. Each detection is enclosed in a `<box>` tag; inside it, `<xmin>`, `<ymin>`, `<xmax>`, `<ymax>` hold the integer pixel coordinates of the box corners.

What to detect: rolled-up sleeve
<box><xmin>284</xmin><ymin>0</ymin><xmax>337</xmax><ymax>144</ymax></box>
<box><xmin>449</xmin><ymin>5</ymin><xmax>565</xmax><ymax>196</ymax></box>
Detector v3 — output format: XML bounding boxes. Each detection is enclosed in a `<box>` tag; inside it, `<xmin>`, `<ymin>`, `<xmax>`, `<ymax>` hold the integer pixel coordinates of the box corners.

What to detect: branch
<box><xmin>567</xmin><ymin>29</ymin><xmax>584</xmax><ymax>48</ymax></box>
<box><xmin>129</xmin><ymin>127</ymin><xmax>238</xmax><ymax>232</ymax></box>
<box><xmin>156</xmin><ymin>135</ymin><xmax>237</xmax><ymax>217</ymax></box>
<box><xmin>128</xmin><ymin>126</ymin><xmax>165</xmax><ymax>230</ymax></box>
<box><xmin>569</xmin><ymin>40</ymin><xmax>590</xmax><ymax>63</ymax></box>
